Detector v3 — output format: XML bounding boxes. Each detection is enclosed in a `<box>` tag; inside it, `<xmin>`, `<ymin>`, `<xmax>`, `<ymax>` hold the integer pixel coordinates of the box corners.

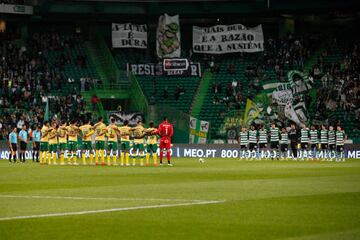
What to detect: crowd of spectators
<box><xmin>312</xmin><ymin>39</ymin><xmax>360</xmax><ymax>130</ymax></box>
<box><xmin>205</xmin><ymin>33</ymin><xmax>320</xmax><ymax>113</ymax></box>
<box><xmin>0</xmin><ymin>32</ymin><xmax>97</xmax><ymax>140</ymax></box>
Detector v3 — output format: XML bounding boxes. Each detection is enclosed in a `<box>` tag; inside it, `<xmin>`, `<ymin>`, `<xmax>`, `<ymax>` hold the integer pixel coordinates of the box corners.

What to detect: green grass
<box><xmin>0</xmin><ymin>158</ymin><xmax>359</xmax><ymax>240</ymax></box>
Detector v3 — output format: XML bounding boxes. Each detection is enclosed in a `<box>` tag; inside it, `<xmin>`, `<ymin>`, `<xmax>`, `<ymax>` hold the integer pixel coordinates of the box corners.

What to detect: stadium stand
<box><xmin>0</xmin><ymin>26</ymin><xmax>359</xmax><ymax>143</ymax></box>
<box><xmin>30</xmin><ymin>32</ymin><xmax>100</xmax><ymax>93</ymax></box>
<box><xmin>0</xmin><ymin>32</ymin><xmax>99</xmax><ymax>139</ymax></box>
<box><xmin>114</xmin><ymin>49</ymin><xmax>200</xmax><ymax>113</ymax></box>
<box><xmin>196</xmin><ymin>34</ymin><xmax>320</xmax><ymax>138</ymax></box>
<box><xmin>311</xmin><ymin>38</ymin><xmax>360</xmax><ymax>142</ymax></box>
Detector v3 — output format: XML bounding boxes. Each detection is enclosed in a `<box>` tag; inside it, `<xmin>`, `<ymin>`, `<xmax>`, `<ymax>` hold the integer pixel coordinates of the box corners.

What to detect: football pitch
<box><xmin>0</xmin><ymin>158</ymin><xmax>359</xmax><ymax>240</ymax></box>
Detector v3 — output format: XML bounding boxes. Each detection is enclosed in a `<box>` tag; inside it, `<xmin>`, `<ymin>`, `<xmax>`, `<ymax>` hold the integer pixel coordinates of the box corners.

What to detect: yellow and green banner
<box><xmin>243</xmin><ymin>99</ymin><xmax>261</xmax><ymax>127</ymax></box>
<box><xmin>189</xmin><ymin>117</ymin><xmax>209</xmax><ymax>144</ymax></box>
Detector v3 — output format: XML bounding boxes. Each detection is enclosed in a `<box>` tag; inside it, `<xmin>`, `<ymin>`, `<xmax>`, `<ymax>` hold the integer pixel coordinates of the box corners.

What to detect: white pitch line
<box><xmin>0</xmin><ymin>200</ymin><xmax>224</xmax><ymax>221</ymax></box>
<box><xmin>0</xmin><ymin>194</ymin><xmax>209</xmax><ymax>202</ymax></box>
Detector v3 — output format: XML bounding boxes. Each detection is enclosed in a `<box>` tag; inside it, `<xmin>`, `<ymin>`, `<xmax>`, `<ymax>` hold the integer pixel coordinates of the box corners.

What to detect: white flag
<box><xmin>112</xmin><ymin>23</ymin><xmax>147</xmax><ymax>49</ymax></box>
<box><xmin>156</xmin><ymin>14</ymin><xmax>181</xmax><ymax>58</ymax></box>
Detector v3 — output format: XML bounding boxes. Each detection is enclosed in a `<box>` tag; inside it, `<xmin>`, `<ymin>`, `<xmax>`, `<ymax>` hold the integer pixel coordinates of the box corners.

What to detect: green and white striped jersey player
<box><xmin>309</xmin><ymin>125</ymin><xmax>319</xmax><ymax>159</ymax></box>
<box><xmin>239</xmin><ymin>127</ymin><xmax>248</xmax><ymax>149</ymax></box>
<box><xmin>239</xmin><ymin>127</ymin><xmax>248</xmax><ymax>159</ymax></box>
<box><xmin>309</xmin><ymin>126</ymin><xmax>319</xmax><ymax>148</ymax></box>
<box><xmin>280</xmin><ymin>127</ymin><xmax>289</xmax><ymax>158</ymax></box>
<box><xmin>328</xmin><ymin>126</ymin><xmax>336</xmax><ymax>152</ymax></box>
<box><xmin>269</xmin><ymin>123</ymin><xmax>280</xmax><ymax>160</ymax></box>
<box><xmin>319</xmin><ymin>125</ymin><xmax>328</xmax><ymax>159</ymax></box>
<box><xmin>299</xmin><ymin>123</ymin><xmax>310</xmax><ymax>160</ymax></box>
<box><xmin>335</xmin><ymin>126</ymin><xmax>347</xmax><ymax>160</ymax></box>
<box><xmin>258</xmin><ymin>126</ymin><xmax>268</xmax><ymax>149</ymax></box>
<box><xmin>248</xmin><ymin>125</ymin><xmax>258</xmax><ymax>151</ymax></box>
<box><xmin>320</xmin><ymin>125</ymin><xmax>328</xmax><ymax>150</ymax></box>
<box><xmin>269</xmin><ymin>123</ymin><xmax>280</xmax><ymax>150</ymax></box>
<box><xmin>300</xmin><ymin>123</ymin><xmax>310</xmax><ymax>149</ymax></box>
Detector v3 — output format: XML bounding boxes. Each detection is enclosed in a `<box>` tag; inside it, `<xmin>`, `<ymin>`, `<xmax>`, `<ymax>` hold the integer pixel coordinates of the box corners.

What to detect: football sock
<box><xmin>166</xmin><ymin>151</ymin><xmax>171</xmax><ymax>163</ymax></box>
<box><xmin>146</xmin><ymin>153</ymin><xmax>150</xmax><ymax>165</ymax></box>
<box><xmin>68</xmin><ymin>153</ymin><xmax>72</xmax><ymax>164</ymax></box>
<box><xmin>125</xmin><ymin>153</ymin><xmax>129</xmax><ymax>165</ymax></box>
<box><xmin>140</xmin><ymin>157</ymin><xmax>143</xmax><ymax>166</ymax></box>
<box><xmin>100</xmin><ymin>150</ymin><xmax>105</xmax><ymax>164</ymax></box>
<box><xmin>95</xmin><ymin>150</ymin><xmax>99</xmax><ymax>164</ymax></box>
<box><xmin>47</xmin><ymin>152</ymin><xmax>51</xmax><ymax>164</ymax></box>
<box><xmin>82</xmin><ymin>153</ymin><xmax>86</xmax><ymax>165</ymax></box>
<box><xmin>89</xmin><ymin>152</ymin><xmax>94</xmax><ymax>164</ymax></box>
<box><xmin>107</xmin><ymin>154</ymin><xmax>111</xmax><ymax>165</ymax></box>
<box><xmin>153</xmin><ymin>154</ymin><xmax>158</xmax><ymax>165</ymax></box>
<box><xmin>73</xmin><ymin>153</ymin><xmax>77</xmax><ymax>164</ymax></box>
<box><xmin>39</xmin><ymin>151</ymin><xmax>43</xmax><ymax>163</ymax></box>
<box><xmin>160</xmin><ymin>150</ymin><xmax>163</xmax><ymax>163</ymax></box>
<box><xmin>52</xmin><ymin>152</ymin><xmax>57</xmax><ymax>164</ymax></box>
<box><xmin>60</xmin><ymin>153</ymin><xmax>64</xmax><ymax>164</ymax></box>
<box><xmin>132</xmin><ymin>157</ymin><xmax>136</xmax><ymax>165</ymax></box>
<box><xmin>113</xmin><ymin>155</ymin><xmax>117</xmax><ymax>165</ymax></box>
<box><xmin>120</xmin><ymin>153</ymin><xmax>124</xmax><ymax>165</ymax></box>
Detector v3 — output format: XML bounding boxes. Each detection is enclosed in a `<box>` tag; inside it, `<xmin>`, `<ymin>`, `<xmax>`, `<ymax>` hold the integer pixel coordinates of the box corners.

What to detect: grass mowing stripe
<box><xmin>0</xmin><ymin>194</ymin><xmax>211</xmax><ymax>202</ymax></box>
<box><xmin>0</xmin><ymin>200</ymin><xmax>225</xmax><ymax>221</ymax></box>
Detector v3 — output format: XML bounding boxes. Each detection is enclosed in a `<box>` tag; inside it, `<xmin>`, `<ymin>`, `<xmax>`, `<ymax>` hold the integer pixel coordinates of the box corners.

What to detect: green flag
<box><xmin>44</xmin><ymin>100</ymin><xmax>49</xmax><ymax>121</ymax></box>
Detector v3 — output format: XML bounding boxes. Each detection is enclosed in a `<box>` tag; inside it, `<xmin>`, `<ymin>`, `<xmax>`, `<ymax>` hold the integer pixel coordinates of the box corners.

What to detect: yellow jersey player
<box><xmin>145</xmin><ymin>121</ymin><xmax>158</xmax><ymax>166</ymax></box>
<box><xmin>131</xmin><ymin>120</ymin><xmax>145</xmax><ymax>166</ymax></box>
<box><xmin>118</xmin><ymin>120</ymin><xmax>131</xmax><ymax>166</ymax></box>
<box><xmin>94</xmin><ymin>117</ymin><xmax>107</xmax><ymax>166</ymax></box>
<box><xmin>67</xmin><ymin>120</ymin><xmax>79</xmax><ymax>165</ymax></box>
<box><xmin>57</xmin><ymin>120</ymin><xmax>67</xmax><ymax>165</ymax></box>
<box><xmin>79</xmin><ymin>119</ymin><xmax>94</xmax><ymax>165</ymax></box>
<box><xmin>106</xmin><ymin>118</ymin><xmax>119</xmax><ymax>166</ymax></box>
<box><xmin>48</xmin><ymin>121</ymin><xmax>59</xmax><ymax>165</ymax></box>
<box><xmin>40</xmin><ymin>121</ymin><xmax>50</xmax><ymax>164</ymax></box>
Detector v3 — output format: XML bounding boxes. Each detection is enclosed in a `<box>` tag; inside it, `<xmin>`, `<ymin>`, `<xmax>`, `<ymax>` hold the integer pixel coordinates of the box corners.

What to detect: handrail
<box><xmin>92</xmin><ymin>83</ymin><xmax>129</xmax><ymax>91</ymax></box>
<box><xmin>94</xmin><ymin>34</ymin><xmax>128</xmax><ymax>86</ymax></box>
<box><xmin>129</xmin><ymin>73</ymin><xmax>148</xmax><ymax>114</ymax></box>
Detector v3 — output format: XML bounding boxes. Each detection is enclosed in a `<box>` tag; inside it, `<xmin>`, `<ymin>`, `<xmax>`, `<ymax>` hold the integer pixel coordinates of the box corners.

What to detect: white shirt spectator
<box><xmin>42</xmin><ymin>96</ymin><xmax>48</xmax><ymax>103</ymax></box>
<box><xmin>314</xmin><ymin>67</ymin><xmax>321</xmax><ymax>76</ymax></box>
<box><xmin>231</xmin><ymin>80</ymin><xmax>237</xmax><ymax>87</ymax></box>
<box><xmin>80</xmin><ymin>78</ymin><xmax>85</xmax><ymax>91</ymax></box>
<box><xmin>17</xmin><ymin>119</ymin><xmax>24</xmax><ymax>129</ymax></box>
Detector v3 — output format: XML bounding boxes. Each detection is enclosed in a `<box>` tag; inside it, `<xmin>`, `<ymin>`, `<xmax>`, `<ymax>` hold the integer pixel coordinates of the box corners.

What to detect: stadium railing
<box><xmin>128</xmin><ymin>73</ymin><xmax>148</xmax><ymax>115</ymax></box>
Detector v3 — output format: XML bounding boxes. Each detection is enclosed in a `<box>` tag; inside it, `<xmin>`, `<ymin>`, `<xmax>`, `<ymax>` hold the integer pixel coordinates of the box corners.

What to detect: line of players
<box><xmin>8</xmin><ymin>116</ymin><xmax>174</xmax><ymax>166</ymax></box>
<box><xmin>237</xmin><ymin>122</ymin><xmax>347</xmax><ymax>160</ymax></box>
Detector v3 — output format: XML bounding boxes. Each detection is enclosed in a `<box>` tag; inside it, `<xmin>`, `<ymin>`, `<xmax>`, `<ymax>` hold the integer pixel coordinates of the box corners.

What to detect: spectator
<box><xmin>174</xmin><ymin>85</ymin><xmax>185</xmax><ymax>101</ymax></box>
<box><xmin>163</xmin><ymin>87</ymin><xmax>169</xmax><ymax>100</ymax></box>
<box><xmin>228</xmin><ymin>63</ymin><xmax>236</xmax><ymax>74</ymax></box>
<box><xmin>91</xmin><ymin>95</ymin><xmax>99</xmax><ymax>111</ymax></box>
<box><xmin>80</xmin><ymin>77</ymin><xmax>86</xmax><ymax>91</ymax></box>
